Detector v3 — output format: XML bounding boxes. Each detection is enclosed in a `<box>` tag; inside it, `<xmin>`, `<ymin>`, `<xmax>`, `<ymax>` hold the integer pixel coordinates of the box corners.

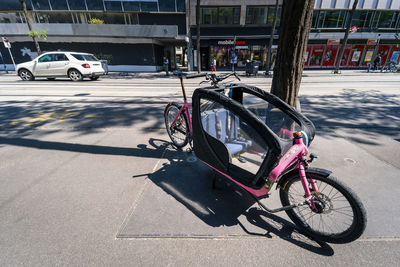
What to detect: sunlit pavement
<box><xmin>0</xmin><ymin>70</ymin><xmax>399</xmax><ymax>266</ymax></box>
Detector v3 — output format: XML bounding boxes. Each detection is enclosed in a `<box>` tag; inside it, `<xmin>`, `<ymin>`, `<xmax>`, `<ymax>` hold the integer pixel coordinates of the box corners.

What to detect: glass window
<box><xmin>68</xmin><ymin>0</ymin><xmax>87</xmax><ymax>10</ymax></box>
<box><xmin>176</xmin><ymin>0</ymin><xmax>185</xmax><ymax>12</ymax></box>
<box><xmin>53</xmin><ymin>53</ymin><xmax>69</xmax><ymax>61</ymax></box>
<box><xmin>324</xmin><ymin>10</ymin><xmax>341</xmax><ymax>28</ymax></box>
<box><xmin>246</xmin><ymin>7</ymin><xmax>267</xmax><ymax>24</ymax></box>
<box><xmin>105</xmin><ymin>1</ymin><xmax>122</xmax><ymax>11</ymax></box>
<box><xmin>123</xmin><ymin>2</ymin><xmax>140</xmax><ymax>11</ymax></box>
<box><xmin>218</xmin><ymin>7</ymin><xmax>234</xmax><ymax>24</ymax></box>
<box><xmin>141</xmin><ymin>2</ymin><xmax>158</xmax><ymax>11</ymax></box>
<box><xmin>32</xmin><ymin>0</ymin><xmax>51</xmax><ymax>10</ymax></box>
<box><xmin>38</xmin><ymin>54</ymin><xmax>53</xmax><ymax>62</ymax></box>
<box><xmin>159</xmin><ymin>0</ymin><xmax>176</xmax><ymax>12</ymax></box>
<box><xmin>317</xmin><ymin>10</ymin><xmax>325</xmax><ymax>28</ymax></box>
<box><xmin>201</xmin><ymin>7</ymin><xmax>240</xmax><ymax>25</ymax></box>
<box><xmin>311</xmin><ymin>11</ymin><xmax>318</xmax><ymax>28</ymax></box>
<box><xmin>50</xmin><ymin>0</ymin><xmax>69</xmax><ymax>10</ymax></box>
<box><xmin>86</xmin><ymin>0</ymin><xmax>104</xmax><ymax>11</ymax></box>
<box><xmin>2</xmin><ymin>0</ymin><xmax>23</xmax><ymax>10</ymax></box>
<box><xmin>337</xmin><ymin>10</ymin><xmax>347</xmax><ymax>28</ymax></box>
<box><xmin>378</xmin><ymin>11</ymin><xmax>397</xmax><ymax>28</ymax></box>
<box><xmin>200</xmin><ymin>99</ymin><xmax>270</xmax><ymax>175</ymax></box>
<box><xmin>71</xmin><ymin>54</ymin><xmax>99</xmax><ymax>61</ymax></box>
<box><xmin>202</xmin><ymin>8</ymin><xmax>217</xmax><ymax>24</ymax></box>
<box><xmin>0</xmin><ymin>13</ymin><xmax>25</xmax><ymax>23</ymax></box>
<box><xmin>42</xmin><ymin>12</ymin><xmax>73</xmax><ymax>23</ymax></box>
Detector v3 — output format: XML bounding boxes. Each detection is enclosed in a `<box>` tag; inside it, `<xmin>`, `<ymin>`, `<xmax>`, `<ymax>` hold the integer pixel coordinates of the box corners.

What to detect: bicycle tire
<box><xmin>280</xmin><ymin>172</ymin><xmax>367</xmax><ymax>244</ymax></box>
<box><xmin>164</xmin><ymin>102</ymin><xmax>190</xmax><ymax>148</ymax></box>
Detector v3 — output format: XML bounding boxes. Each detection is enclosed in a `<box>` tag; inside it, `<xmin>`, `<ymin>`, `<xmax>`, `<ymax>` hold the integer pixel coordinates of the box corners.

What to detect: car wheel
<box><xmin>18</xmin><ymin>69</ymin><xmax>35</xmax><ymax>81</ymax></box>
<box><xmin>90</xmin><ymin>76</ymin><xmax>99</xmax><ymax>81</ymax></box>
<box><xmin>47</xmin><ymin>78</ymin><xmax>56</xmax><ymax>81</ymax></box>
<box><xmin>68</xmin><ymin>69</ymin><xmax>83</xmax><ymax>82</ymax></box>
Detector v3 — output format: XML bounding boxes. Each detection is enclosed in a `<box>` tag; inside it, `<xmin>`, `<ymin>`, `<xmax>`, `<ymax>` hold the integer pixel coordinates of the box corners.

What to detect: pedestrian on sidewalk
<box><xmin>211</xmin><ymin>57</ymin><xmax>216</xmax><ymax>72</ymax></box>
<box><xmin>163</xmin><ymin>57</ymin><xmax>169</xmax><ymax>76</ymax></box>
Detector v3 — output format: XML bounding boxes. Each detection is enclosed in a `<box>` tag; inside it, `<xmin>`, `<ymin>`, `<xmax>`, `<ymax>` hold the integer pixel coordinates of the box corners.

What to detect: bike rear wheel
<box><xmin>280</xmin><ymin>172</ymin><xmax>367</xmax><ymax>244</ymax></box>
<box><xmin>164</xmin><ymin>102</ymin><xmax>189</xmax><ymax>148</ymax></box>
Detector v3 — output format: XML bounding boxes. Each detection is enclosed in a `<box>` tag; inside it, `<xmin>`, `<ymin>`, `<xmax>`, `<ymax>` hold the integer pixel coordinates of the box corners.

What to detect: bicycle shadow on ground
<box><xmin>132</xmin><ymin>138</ymin><xmax>334</xmax><ymax>256</ymax></box>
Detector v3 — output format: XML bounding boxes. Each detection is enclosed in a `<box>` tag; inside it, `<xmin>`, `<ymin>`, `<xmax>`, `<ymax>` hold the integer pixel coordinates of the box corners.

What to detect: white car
<box><xmin>16</xmin><ymin>52</ymin><xmax>106</xmax><ymax>81</ymax></box>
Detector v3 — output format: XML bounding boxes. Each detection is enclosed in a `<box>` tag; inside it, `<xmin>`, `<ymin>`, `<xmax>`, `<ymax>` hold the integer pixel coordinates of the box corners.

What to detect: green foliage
<box><xmin>29</xmin><ymin>30</ymin><xmax>47</xmax><ymax>41</ymax></box>
<box><xmin>89</xmin><ymin>18</ymin><xmax>104</xmax><ymax>24</ymax></box>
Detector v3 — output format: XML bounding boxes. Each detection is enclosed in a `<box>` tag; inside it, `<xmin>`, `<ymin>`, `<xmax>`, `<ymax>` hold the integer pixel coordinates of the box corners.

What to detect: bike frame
<box><xmin>170</xmin><ymin>76</ymin><xmax>193</xmax><ymax>136</ymax></box>
<box><xmin>169</xmin><ymin>76</ymin><xmax>318</xmax><ymax>210</ymax></box>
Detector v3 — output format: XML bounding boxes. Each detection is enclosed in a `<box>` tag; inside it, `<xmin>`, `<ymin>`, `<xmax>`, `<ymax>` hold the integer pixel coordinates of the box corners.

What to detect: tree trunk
<box><xmin>20</xmin><ymin>0</ymin><xmax>41</xmax><ymax>55</ymax></box>
<box><xmin>265</xmin><ymin>0</ymin><xmax>279</xmax><ymax>76</ymax></box>
<box><xmin>334</xmin><ymin>0</ymin><xmax>358</xmax><ymax>74</ymax></box>
<box><xmin>271</xmin><ymin>0</ymin><xmax>315</xmax><ymax>107</ymax></box>
<box><xmin>196</xmin><ymin>0</ymin><xmax>201</xmax><ymax>73</ymax></box>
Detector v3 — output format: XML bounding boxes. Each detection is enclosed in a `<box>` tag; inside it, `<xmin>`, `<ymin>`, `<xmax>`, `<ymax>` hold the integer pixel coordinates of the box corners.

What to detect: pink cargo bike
<box><xmin>164</xmin><ymin>72</ymin><xmax>366</xmax><ymax>244</ymax></box>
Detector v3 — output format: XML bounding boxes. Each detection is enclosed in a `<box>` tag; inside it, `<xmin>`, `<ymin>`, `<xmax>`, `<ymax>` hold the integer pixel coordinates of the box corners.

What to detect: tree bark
<box><xmin>196</xmin><ymin>0</ymin><xmax>201</xmax><ymax>73</ymax></box>
<box><xmin>20</xmin><ymin>0</ymin><xmax>41</xmax><ymax>55</ymax></box>
<box><xmin>271</xmin><ymin>0</ymin><xmax>315</xmax><ymax>107</ymax></box>
<box><xmin>333</xmin><ymin>0</ymin><xmax>358</xmax><ymax>74</ymax></box>
<box><xmin>265</xmin><ymin>0</ymin><xmax>279</xmax><ymax>75</ymax></box>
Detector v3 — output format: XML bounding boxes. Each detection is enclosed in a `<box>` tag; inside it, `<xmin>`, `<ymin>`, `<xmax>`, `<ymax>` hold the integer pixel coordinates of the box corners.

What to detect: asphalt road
<box><xmin>0</xmin><ymin>71</ymin><xmax>399</xmax><ymax>266</ymax></box>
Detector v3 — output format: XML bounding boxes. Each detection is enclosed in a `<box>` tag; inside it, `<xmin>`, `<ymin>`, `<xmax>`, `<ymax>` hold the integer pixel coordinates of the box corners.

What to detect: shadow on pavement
<box><xmin>0</xmin><ymin>134</ymin><xmax>333</xmax><ymax>255</ymax></box>
<box><xmin>300</xmin><ymin>89</ymin><xmax>400</xmax><ymax>141</ymax></box>
<box><xmin>132</xmin><ymin>139</ymin><xmax>334</xmax><ymax>256</ymax></box>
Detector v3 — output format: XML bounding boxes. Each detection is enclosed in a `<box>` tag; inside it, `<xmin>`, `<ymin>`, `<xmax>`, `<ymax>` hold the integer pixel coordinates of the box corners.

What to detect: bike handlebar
<box><xmin>186</xmin><ymin>73</ymin><xmax>208</xmax><ymax>79</ymax></box>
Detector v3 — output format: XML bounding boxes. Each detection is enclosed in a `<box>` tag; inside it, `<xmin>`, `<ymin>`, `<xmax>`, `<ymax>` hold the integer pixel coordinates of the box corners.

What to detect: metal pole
<box><xmin>0</xmin><ymin>52</ymin><xmax>8</xmax><ymax>73</ymax></box>
<box><xmin>7</xmin><ymin>47</ymin><xmax>16</xmax><ymax>71</ymax></box>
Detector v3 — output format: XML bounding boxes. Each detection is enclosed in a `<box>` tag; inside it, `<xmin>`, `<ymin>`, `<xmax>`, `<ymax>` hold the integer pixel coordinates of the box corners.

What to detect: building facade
<box><xmin>189</xmin><ymin>0</ymin><xmax>400</xmax><ymax>71</ymax></box>
<box><xmin>1</xmin><ymin>0</ymin><xmax>399</xmax><ymax>71</ymax></box>
<box><xmin>0</xmin><ymin>0</ymin><xmax>187</xmax><ymax>71</ymax></box>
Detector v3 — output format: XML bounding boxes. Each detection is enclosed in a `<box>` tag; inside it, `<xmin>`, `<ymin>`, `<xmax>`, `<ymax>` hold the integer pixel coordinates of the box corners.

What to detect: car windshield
<box><xmin>71</xmin><ymin>54</ymin><xmax>99</xmax><ymax>61</ymax></box>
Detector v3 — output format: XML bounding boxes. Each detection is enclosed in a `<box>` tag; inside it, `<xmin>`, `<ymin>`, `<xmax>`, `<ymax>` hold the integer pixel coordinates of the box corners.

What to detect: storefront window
<box><xmin>209</xmin><ymin>45</ymin><xmax>266</xmax><ymax>70</ymax></box>
<box><xmin>348</xmin><ymin>45</ymin><xmax>365</xmax><ymax>67</ymax></box>
<box><xmin>309</xmin><ymin>45</ymin><xmax>325</xmax><ymax>66</ymax></box>
<box><xmin>340</xmin><ymin>45</ymin><xmax>351</xmax><ymax>67</ymax></box>
<box><xmin>322</xmin><ymin>45</ymin><xmax>338</xmax><ymax>67</ymax></box>
<box><xmin>201</xmin><ymin>7</ymin><xmax>240</xmax><ymax>25</ymax></box>
<box><xmin>361</xmin><ymin>45</ymin><xmax>375</xmax><ymax>66</ymax></box>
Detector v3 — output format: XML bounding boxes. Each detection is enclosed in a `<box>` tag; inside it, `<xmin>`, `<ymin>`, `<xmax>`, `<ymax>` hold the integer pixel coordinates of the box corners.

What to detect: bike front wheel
<box><xmin>280</xmin><ymin>172</ymin><xmax>367</xmax><ymax>244</ymax></box>
<box><xmin>164</xmin><ymin>102</ymin><xmax>190</xmax><ymax>148</ymax></box>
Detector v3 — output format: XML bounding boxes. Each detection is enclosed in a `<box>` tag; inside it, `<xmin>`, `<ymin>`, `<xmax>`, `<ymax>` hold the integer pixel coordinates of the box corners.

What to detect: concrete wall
<box><xmin>0</xmin><ymin>23</ymin><xmax>179</xmax><ymax>39</ymax></box>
